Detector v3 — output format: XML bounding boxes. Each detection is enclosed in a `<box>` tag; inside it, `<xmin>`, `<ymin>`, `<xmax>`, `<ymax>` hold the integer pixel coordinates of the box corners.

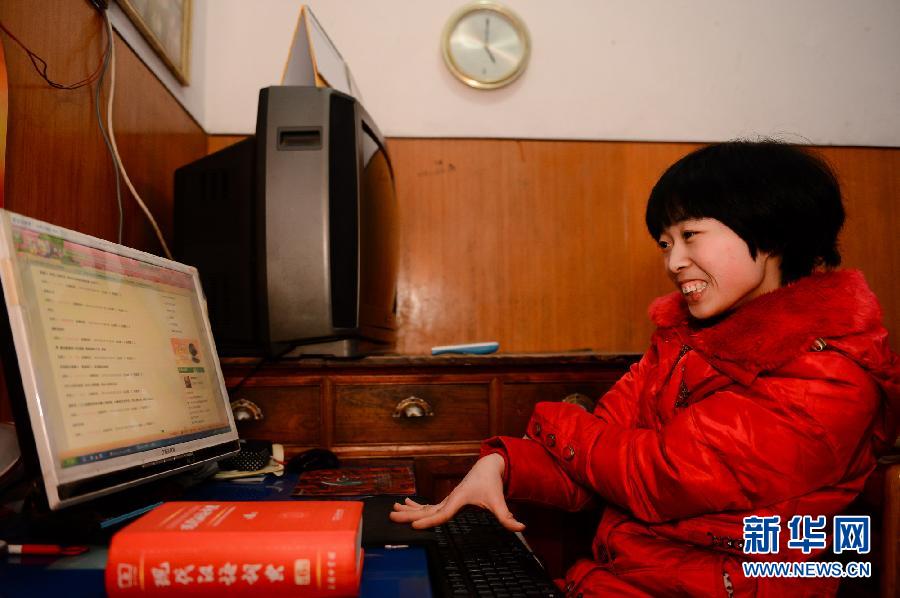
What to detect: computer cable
<box><xmin>101</xmin><ymin>10</ymin><xmax>174</xmax><ymax>259</ymax></box>
<box><xmin>227</xmin><ymin>344</ymin><xmax>299</xmax><ymax>400</ymax></box>
<box><xmin>0</xmin><ymin>3</ymin><xmax>164</xmax><ymax>254</ymax></box>
<box><xmin>0</xmin><ymin>7</ymin><xmax>123</xmax><ymax>244</ymax></box>
<box><xmin>93</xmin><ymin>10</ymin><xmax>124</xmax><ymax>245</ymax></box>
<box><xmin>0</xmin><ymin>20</ymin><xmax>108</xmax><ymax>90</ymax></box>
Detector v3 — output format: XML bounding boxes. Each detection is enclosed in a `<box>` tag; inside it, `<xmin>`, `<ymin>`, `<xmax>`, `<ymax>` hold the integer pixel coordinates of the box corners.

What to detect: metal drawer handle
<box><xmin>393</xmin><ymin>396</ymin><xmax>434</xmax><ymax>418</ymax></box>
<box><xmin>562</xmin><ymin>393</ymin><xmax>595</xmax><ymax>412</ymax></box>
<box><xmin>230</xmin><ymin>398</ymin><xmax>264</xmax><ymax>422</ymax></box>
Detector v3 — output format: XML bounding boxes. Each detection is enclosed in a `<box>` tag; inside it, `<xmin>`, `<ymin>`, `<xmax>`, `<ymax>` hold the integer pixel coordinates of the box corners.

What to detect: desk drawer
<box><xmin>334</xmin><ymin>383</ymin><xmax>489</xmax><ymax>444</ymax></box>
<box><xmin>229</xmin><ymin>386</ymin><xmax>321</xmax><ymax>444</ymax></box>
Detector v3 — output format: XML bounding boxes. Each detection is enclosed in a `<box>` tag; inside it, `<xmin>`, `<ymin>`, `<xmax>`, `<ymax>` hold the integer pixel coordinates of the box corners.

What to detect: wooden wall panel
<box><xmin>389</xmin><ymin>139</ymin><xmax>680</xmax><ymax>354</ymax></box>
<box><xmin>0</xmin><ymin>0</ymin><xmax>206</xmax><ymax>253</ymax></box>
<box><xmin>387</xmin><ymin>139</ymin><xmax>900</xmax><ymax>355</ymax></box>
<box><xmin>820</xmin><ymin>146</ymin><xmax>900</xmax><ymax>344</ymax></box>
<box><xmin>0</xmin><ymin>1</ymin><xmax>206</xmax><ymax>422</ymax></box>
<box><xmin>207</xmin><ymin>135</ymin><xmax>246</xmax><ymax>155</ymax></box>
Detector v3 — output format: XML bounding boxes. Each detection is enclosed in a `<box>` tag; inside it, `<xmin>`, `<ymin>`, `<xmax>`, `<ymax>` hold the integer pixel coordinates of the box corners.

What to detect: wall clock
<box><xmin>441</xmin><ymin>1</ymin><xmax>531</xmax><ymax>90</ymax></box>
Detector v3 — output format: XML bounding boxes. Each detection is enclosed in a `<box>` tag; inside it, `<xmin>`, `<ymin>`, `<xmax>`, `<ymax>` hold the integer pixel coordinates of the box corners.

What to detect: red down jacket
<box><xmin>483</xmin><ymin>270</ymin><xmax>899</xmax><ymax>597</ymax></box>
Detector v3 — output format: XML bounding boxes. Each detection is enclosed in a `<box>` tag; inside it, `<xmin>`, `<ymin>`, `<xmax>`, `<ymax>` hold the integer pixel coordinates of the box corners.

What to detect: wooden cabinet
<box><xmin>222</xmin><ymin>352</ymin><xmax>639</xmax><ymax>502</ymax></box>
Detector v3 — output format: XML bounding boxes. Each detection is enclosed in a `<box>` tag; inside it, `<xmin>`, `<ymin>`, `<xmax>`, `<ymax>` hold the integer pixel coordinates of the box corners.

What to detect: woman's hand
<box><xmin>389</xmin><ymin>453</ymin><xmax>525</xmax><ymax>531</ymax></box>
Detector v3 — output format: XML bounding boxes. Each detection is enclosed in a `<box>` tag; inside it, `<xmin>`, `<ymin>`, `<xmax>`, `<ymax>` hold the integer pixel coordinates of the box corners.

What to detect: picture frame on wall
<box><xmin>118</xmin><ymin>0</ymin><xmax>192</xmax><ymax>85</ymax></box>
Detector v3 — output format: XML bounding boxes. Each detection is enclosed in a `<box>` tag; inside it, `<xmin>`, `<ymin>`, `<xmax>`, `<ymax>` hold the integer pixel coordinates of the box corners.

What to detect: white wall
<box><xmin>126</xmin><ymin>0</ymin><xmax>900</xmax><ymax>146</ymax></box>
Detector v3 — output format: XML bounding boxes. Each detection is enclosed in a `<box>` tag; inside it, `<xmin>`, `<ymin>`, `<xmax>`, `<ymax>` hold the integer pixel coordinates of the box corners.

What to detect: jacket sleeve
<box><xmin>590</xmin><ymin>335</ymin><xmax>661</xmax><ymax>428</ymax></box>
<box><xmin>474</xmin><ymin>340</ymin><xmax>661</xmax><ymax>512</ymax></box>
<box><xmin>526</xmin><ymin>352</ymin><xmax>882</xmax><ymax>523</ymax></box>
<box><xmin>480</xmin><ymin>436</ymin><xmax>595</xmax><ymax>512</ymax></box>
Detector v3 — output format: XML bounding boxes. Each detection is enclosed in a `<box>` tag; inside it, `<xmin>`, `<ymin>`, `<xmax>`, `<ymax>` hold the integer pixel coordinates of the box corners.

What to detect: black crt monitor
<box><xmin>173</xmin><ymin>86</ymin><xmax>399</xmax><ymax>358</ymax></box>
<box><xmin>0</xmin><ymin>210</ymin><xmax>239</xmax><ymax>511</ymax></box>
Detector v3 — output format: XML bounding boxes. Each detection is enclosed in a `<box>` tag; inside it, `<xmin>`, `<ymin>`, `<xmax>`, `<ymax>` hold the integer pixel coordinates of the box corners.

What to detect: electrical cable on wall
<box><xmin>0</xmin><ymin>6</ymin><xmax>174</xmax><ymax>259</ymax></box>
<box><xmin>0</xmin><ymin>21</ymin><xmax>107</xmax><ymax>90</ymax></box>
<box><xmin>101</xmin><ymin>10</ymin><xmax>173</xmax><ymax>259</ymax></box>
<box><xmin>93</xmin><ymin>11</ymin><xmax>123</xmax><ymax>245</ymax></box>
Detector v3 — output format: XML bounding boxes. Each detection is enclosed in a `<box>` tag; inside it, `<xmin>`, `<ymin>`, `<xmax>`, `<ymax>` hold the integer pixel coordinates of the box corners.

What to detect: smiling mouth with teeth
<box><xmin>681</xmin><ymin>281</ymin><xmax>709</xmax><ymax>295</ymax></box>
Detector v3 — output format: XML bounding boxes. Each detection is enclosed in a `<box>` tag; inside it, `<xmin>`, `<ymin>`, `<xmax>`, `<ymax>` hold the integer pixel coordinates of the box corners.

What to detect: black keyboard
<box><xmin>433</xmin><ymin>508</ymin><xmax>563</xmax><ymax>598</ymax></box>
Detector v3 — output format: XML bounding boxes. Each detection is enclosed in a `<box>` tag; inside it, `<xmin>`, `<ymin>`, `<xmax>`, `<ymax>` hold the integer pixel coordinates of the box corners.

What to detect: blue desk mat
<box><xmin>0</xmin><ymin>545</ymin><xmax>430</xmax><ymax>598</ymax></box>
<box><xmin>1</xmin><ymin>474</ymin><xmax>432</xmax><ymax>597</ymax></box>
<box><xmin>179</xmin><ymin>472</ymin><xmax>300</xmax><ymax>501</ymax></box>
<box><xmin>0</xmin><ymin>564</ymin><xmax>105</xmax><ymax>598</ymax></box>
<box><xmin>360</xmin><ymin>547</ymin><xmax>432</xmax><ymax>598</ymax></box>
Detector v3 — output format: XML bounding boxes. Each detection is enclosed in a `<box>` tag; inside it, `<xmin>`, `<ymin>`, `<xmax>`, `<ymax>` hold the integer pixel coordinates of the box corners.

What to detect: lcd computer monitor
<box><xmin>0</xmin><ymin>210</ymin><xmax>240</xmax><ymax>510</ymax></box>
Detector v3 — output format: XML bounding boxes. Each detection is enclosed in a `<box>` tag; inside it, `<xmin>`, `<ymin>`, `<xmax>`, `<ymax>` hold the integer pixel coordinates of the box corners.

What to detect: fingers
<box><xmin>409</xmin><ymin>504</ymin><xmax>458</xmax><ymax>529</ymax></box>
<box><xmin>389</xmin><ymin>496</ymin><xmax>524</xmax><ymax>533</ymax></box>
<box><xmin>485</xmin><ymin>495</ymin><xmax>525</xmax><ymax>532</ymax></box>
<box><xmin>389</xmin><ymin>497</ymin><xmax>444</xmax><ymax>523</ymax></box>
<box><xmin>389</xmin><ymin>505</ymin><xmax>431</xmax><ymax>523</ymax></box>
<box><xmin>389</xmin><ymin>496</ymin><xmax>457</xmax><ymax>529</ymax></box>
<box><xmin>494</xmin><ymin>508</ymin><xmax>526</xmax><ymax>532</ymax></box>
<box><xmin>392</xmin><ymin>497</ymin><xmax>428</xmax><ymax>511</ymax></box>
<box><xmin>389</xmin><ymin>498</ymin><xmax>445</xmax><ymax>514</ymax></box>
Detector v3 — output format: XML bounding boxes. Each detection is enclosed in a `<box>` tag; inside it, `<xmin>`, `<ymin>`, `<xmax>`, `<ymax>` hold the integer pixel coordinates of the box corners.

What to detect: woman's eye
<box><xmin>657</xmin><ymin>240</ymin><xmax>671</xmax><ymax>250</ymax></box>
<box><xmin>682</xmin><ymin>231</ymin><xmax>697</xmax><ymax>240</ymax></box>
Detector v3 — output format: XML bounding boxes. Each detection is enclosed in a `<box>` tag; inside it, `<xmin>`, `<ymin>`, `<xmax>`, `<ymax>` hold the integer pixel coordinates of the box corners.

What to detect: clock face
<box><xmin>443</xmin><ymin>3</ymin><xmax>530</xmax><ymax>89</ymax></box>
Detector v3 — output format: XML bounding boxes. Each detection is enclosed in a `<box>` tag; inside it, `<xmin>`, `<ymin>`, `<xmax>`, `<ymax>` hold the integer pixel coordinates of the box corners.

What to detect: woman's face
<box><xmin>657</xmin><ymin>218</ymin><xmax>782</xmax><ymax>319</ymax></box>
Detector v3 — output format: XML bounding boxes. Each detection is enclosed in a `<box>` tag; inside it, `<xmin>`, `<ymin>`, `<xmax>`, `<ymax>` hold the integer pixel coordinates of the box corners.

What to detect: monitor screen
<box><xmin>0</xmin><ymin>210</ymin><xmax>239</xmax><ymax>510</ymax></box>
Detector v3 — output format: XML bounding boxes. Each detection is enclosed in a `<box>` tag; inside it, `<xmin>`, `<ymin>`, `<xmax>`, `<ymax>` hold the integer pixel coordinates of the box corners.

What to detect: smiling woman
<box><xmin>656</xmin><ymin>218</ymin><xmax>782</xmax><ymax>320</ymax></box>
<box><xmin>391</xmin><ymin>139</ymin><xmax>900</xmax><ymax>597</ymax></box>
<box><xmin>645</xmin><ymin>141</ymin><xmax>845</xmax><ymax>285</ymax></box>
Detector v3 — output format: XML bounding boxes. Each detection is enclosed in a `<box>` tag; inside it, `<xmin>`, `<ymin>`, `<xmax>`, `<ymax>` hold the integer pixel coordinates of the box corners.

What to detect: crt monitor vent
<box><xmin>328</xmin><ymin>93</ymin><xmax>359</xmax><ymax>329</ymax></box>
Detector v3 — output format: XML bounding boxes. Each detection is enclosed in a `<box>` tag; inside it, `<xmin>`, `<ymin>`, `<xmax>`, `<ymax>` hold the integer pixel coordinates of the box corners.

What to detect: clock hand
<box><xmin>482</xmin><ymin>17</ymin><xmax>496</xmax><ymax>63</ymax></box>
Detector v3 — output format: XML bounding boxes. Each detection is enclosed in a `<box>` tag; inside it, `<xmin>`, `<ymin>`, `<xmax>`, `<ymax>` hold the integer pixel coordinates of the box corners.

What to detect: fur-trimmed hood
<box><xmin>649</xmin><ymin>269</ymin><xmax>899</xmax><ymax>441</ymax></box>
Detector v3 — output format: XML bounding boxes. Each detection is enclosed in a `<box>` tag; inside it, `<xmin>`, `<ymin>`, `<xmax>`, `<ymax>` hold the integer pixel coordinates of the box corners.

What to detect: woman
<box><xmin>392</xmin><ymin>141</ymin><xmax>899</xmax><ymax>596</ymax></box>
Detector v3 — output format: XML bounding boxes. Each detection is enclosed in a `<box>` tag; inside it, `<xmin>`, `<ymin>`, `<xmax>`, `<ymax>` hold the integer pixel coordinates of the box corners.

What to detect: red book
<box><xmin>105</xmin><ymin>501</ymin><xmax>363</xmax><ymax>597</ymax></box>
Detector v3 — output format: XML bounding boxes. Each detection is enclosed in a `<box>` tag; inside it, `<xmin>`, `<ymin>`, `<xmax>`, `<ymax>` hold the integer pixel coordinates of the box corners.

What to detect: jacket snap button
<box><xmin>563</xmin><ymin>446</ymin><xmax>575</xmax><ymax>460</ymax></box>
<box><xmin>546</xmin><ymin>433</ymin><xmax>556</xmax><ymax>447</ymax></box>
<box><xmin>533</xmin><ymin>423</ymin><xmax>542</xmax><ymax>436</ymax></box>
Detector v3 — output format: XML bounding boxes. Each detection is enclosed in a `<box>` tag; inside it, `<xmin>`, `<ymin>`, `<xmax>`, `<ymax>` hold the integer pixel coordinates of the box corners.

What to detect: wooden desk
<box><xmin>222</xmin><ymin>352</ymin><xmax>639</xmax><ymax>502</ymax></box>
<box><xmin>222</xmin><ymin>352</ymin><xmax>638</xmax><ymax>579</ymax></box>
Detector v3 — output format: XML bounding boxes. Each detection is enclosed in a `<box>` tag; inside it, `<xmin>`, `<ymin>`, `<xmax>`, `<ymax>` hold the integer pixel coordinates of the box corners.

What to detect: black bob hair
<box><xmin>645</xmin><ymin>140</ymin><xmax>845</xmax><ymax>284</ymax></box>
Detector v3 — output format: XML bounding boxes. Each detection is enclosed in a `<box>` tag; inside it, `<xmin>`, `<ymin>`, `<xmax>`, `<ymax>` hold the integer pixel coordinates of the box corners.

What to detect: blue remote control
<box><xmin>431</xmin><ymin>342</ymin><xmax>500</xmax><ymax>356</ymax></box>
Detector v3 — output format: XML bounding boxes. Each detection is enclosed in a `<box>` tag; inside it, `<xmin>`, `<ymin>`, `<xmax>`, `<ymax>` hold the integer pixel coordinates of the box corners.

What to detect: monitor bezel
<box><xmin>0</xmin><ymin>209</ymin><xmax>240</xmax><ymax>510</ymax></box>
